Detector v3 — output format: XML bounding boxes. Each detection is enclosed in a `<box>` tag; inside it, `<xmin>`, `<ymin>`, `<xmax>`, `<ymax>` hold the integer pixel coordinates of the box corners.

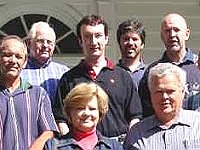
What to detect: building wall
<box><xmin>0</xmin><ymin>0</ymin><xmax>199</xmax><ymax>66</ymax></box>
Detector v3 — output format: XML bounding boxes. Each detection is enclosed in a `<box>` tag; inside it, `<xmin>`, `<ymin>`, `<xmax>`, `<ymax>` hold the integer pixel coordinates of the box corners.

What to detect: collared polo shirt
<box><xmin>124</xmin><ymin>109</ymin><xmax>200</xmax><ymax>150</ymax></box>
<box><xmin>118</xmin><ymin>59</ymin><xmax>147</xmax><ymax>89</ymax></box>
<box><xmin>0</xmin><ymin>79</ymin><xmax>58</xmax><ymax>150</ymax></box>
<box><xmin>53</xmin><ymin>59</ymin><xmax>142</xmax><ymax>137</ymax></box>
<box><xmin>138</xmin><ymin>48</ymin><xmax>197</xmax><ymax>117</ymax></box>
<box><xmin>21</xmin><ymin>57</ymin><xmax>70</xmax><ymax>102</ymax></box>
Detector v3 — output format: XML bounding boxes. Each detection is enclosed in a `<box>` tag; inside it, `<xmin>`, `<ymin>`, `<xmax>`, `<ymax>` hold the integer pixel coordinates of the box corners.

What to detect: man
<box><xmin>21</xmin><ymin>22</ymin><xmax>70</xmax><ymax>134</ymax></box>
<box><xmin>138</xmin><ymin>13</ymin><xmax>198</xmax><ymax>117</ymax></box>
<box><xmin>0</xmin><ymin>35</ymin><xmax>58</xmax><ymax>150</ymax></box>
<box><xmin>124</xmin><ymin>63</ymin><xmax>200</xmax><ymax>150</ymax></box>
<box><xmin>53</xmin><ymin>14</ymin><xmax>142</xmax><ymax>140</ymax></box>
<box><xmin>117</xmin><ymin>19</ymin><xmax>146</xmax><ymax>89</ymax></box>
<box><xmin>21</xmin><ymin>21</ymin><xmax>70</xmax><ymax>102</ymax></box>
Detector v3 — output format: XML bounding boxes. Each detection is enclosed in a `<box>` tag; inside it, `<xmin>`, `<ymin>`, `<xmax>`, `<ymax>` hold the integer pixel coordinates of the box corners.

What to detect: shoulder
<box><xmin>50</xmin><ymin>61</ymin><xmax>70</xmax><ymax>70</ymax></box>
<box><xmin>97</xmin><ymin>132</ymin><xmax>123</xmax><ymax>149</ymax></box>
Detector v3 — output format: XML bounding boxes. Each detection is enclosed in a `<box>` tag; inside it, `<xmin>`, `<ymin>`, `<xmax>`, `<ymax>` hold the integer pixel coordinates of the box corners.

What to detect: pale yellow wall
<box><xmin>0</xmin><ymin>0</ymin><xmax>199</xmax><ymax>66</ymax></box>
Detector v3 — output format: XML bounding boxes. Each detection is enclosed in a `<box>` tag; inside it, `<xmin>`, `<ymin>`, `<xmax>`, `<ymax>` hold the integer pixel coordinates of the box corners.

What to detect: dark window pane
<box><xmin>49</xmin><ymin>17</ymin><xmax>71</xmax><ymax>38</ymax></box>
<box><xmin>1</xmin><ymin>17</ymin><xmax>26</xmax><ymax>38</ymax></box>
<box><xmin>57</xmin><ymin>32</ymin><xmax>81</xmax><ymax>53</ymax></box>
<box><xmin>24</xmin><ymin>14</ymin><xmax>47</xmax><ymax>30</ymax></box>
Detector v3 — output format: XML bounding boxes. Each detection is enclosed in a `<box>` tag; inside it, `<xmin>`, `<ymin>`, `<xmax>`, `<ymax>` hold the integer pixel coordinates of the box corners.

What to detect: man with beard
<box><xmin>138</xmin><ymin>13</ymin><xmax>198</xmax><ymax>118</ymax></box>
<box><xmin>117</xmin><ymin>19</ymin><xmax>146</xmax><ymax>89</ymax></box>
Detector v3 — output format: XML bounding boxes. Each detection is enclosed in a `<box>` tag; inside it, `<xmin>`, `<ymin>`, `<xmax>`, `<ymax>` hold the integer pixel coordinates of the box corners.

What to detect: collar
<box><xmin>160</xmin><ymin>48</ymin><xmax>196</xmax><ymax>65</ymax></box>
<box><xmin>81</xmin><ymin>58</ymin><xmax>115</xmax><ymax>70</ymax></box>
<box><xmin>146</xmin><ymin>109</ymin><xmax>191</xmax><ymax>132</ymax></box>
<box><xmin>27</xmin><ymin>57</ymin><xmax>51</xmax><ymax>68</ymax></box>
<box><xmin>53</xmin><ymin>131</ymin><xmax>112</xmax><ymax>148</ymax></box>
<box><xmin>118</xmin><ymin>59</ymin><xmax>146</xmax><ymax>72</ymax></box>
<box><xmin>0</xmin><ymin>78</ymin><xmax>32</xmax><ymax>93</ymax></box>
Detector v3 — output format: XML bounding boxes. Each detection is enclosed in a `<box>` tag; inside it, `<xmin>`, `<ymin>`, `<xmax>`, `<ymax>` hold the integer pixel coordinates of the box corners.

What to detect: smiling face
<box><xmin>78</xmin><ymin>24</ymin><xmax>108</xmax><ymax>61</ymax></box>
<box><xmin>120</xmin><ymin>32</ymin><xmax>144</xmax><ymax>59</ymax></box>
<box><xmin>29</xmin><ymin>27</ymin><xmax>56</xmax><ymax>65</ymax></box>
<box><xmin>161</xmin><ymin>14</ymin><xmax>190</xmax><ymax>53</ymax></box>
<box><xmin>69</xmin><ymin>96</ymin><xmax>99</xmax><ymax>133</ymax></box>
<box><xmin>150</xmin><ymin>74</ymin><xmax>184</xmax><ymax>122</ymax></box>
<box><xmin>0</xmin><ymin>38</ymin><xmax>27</xmax><ymax>81</ymax></box>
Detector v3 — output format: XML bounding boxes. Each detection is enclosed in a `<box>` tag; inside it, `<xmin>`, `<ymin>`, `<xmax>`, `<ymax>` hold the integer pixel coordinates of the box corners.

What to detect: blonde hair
<box><xmin>63</xmin><ymin>82</ymin><xmax>109</xmax><ymax>123</ymax></box>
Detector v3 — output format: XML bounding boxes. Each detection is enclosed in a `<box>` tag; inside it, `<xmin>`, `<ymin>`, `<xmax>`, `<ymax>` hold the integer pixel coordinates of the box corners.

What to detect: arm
<box><xmin>29</xmin><ymin>131</ymin><xmax>54</xmax><ymax>150</ymax></box>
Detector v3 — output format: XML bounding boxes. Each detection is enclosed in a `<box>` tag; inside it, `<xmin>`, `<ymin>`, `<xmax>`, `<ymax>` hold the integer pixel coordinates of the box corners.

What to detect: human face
<box><xmin>150</xmin><ymin>74</ymin><xmax>184</xmax><ymax>122</ymax></box>
<box><xmin>30</xmin><ymin>28</ymin><xmax>56</xmax><ymax>64</ymax></box>
<box><xmin>69</xmin><ymin>96</ymin><xmax>99</xmax><ymax>133</ymax></box>
<box><xmin>0</xmin><ymin>39</ymin><xmax>27</xmax><ymax>80</ymax></box>
<box><xmin>120</xmin><ymin>32</ymin><xmax>144</xmax><ymax>59</ymax></box>
<box><xmin>161</xmin><ymin>14</ymin><xmax>190</xmax><ymax>53</ymax></box>
<box><xmin>79</xmin><ymin>24</ymin><xmax>108</xmax><ymax>60</ymax></box>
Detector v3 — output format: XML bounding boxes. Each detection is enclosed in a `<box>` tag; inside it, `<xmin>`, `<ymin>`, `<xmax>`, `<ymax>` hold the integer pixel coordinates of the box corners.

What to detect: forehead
<box><xmin>121</xmin><ymin>32</ymin><xmax>141</xmax><ymax>38</ymax></box>
<box><xmin>35</xmin><ymin>27</ymin><xmax>56</xmax><ymax>40</ymax></box>
<box><xmin>162</xmin><ymin>15</ymin><xmax>187</xmax><ymax>30</ymax></box>
<box><xmin>151</xmin><ymin>74</ymin><xmax>180</xmax><ymax>87</ymax></box>
<box><xmin>80</xmin><ymin>24</ymin><xmax>105</xmax><ymax>34</ymax></box>
<box><xmin>1</xmin><ymin>38</ymin><xmax>25</xmax><ymax>52</ymax></box>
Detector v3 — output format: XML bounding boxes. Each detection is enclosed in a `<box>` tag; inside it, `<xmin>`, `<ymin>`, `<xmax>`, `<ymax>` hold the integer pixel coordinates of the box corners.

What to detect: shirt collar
<box><xmin>160</xmin><ymin>48</ymin><xmax>196</xmax><ymax>65</ymax></box>
<box><xmin>81</xmin><ymin>58</ymin><xmax>115</xmax><ymax>70</ymax></box>
<box><xmin>27</xmin><ymin>57</ymin><xmax>51</xmax><ymax>68</ymax></box>
<box><xmin>53</xmin><ymin>131</ymin><xmax>113</xmax><ymax>148</ymax></box>
<box><xmin>118</xmin><ymin>59</ymin><xmax>146</xmax><ymax>72</ymax></box>
<box><xmin>147</xmin><ymin>109</ymin><xmax>191</xmax><ymax>132</ymax></box>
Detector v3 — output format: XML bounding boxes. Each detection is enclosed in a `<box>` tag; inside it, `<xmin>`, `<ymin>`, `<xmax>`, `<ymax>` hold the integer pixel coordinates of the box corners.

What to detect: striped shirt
<box><xmin>21</xmin><ymin>58</ymin><xmax>70</xmax><ymax>102</ymax></box>
<box><xmin>124</xmin><ymin>109</ymin><xmax>200</xmax><ymax>150</ymax></box>
<box><xmin>0</xmin><ymin>80</ymin><xmax>58</xmax><ymax>150</ymax></box>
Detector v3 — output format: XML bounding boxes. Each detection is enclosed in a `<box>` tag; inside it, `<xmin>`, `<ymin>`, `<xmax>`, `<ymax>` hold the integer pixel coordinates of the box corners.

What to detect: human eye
<box><xmin>96</xmin><ymin>33</ymin><xmax>103</xmax><ymax>38</ymax></box>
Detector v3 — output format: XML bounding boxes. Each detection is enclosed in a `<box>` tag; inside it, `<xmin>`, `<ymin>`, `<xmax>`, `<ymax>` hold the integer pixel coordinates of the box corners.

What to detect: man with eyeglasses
<box><xmin>21</xmin><ymin>21</ymin><xmax>70</xmax><ymax>135</ymax></box>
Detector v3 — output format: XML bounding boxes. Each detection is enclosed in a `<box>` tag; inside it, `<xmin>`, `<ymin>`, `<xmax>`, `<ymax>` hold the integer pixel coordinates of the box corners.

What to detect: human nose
<box><xmin>163</xmin><ymin>92</ymin><xmax>170</xmax><ymax>99</ymax></box>
<box><xmin>91</xmin><ymin>35</ymin><xmax>98</xmax><ymax>44</ymax></box>
<box><xmin>169</xmin><ymin>29</ymin><xmax>176</xmax><ymax>37</ymax></box>
<box><xmin>8</xmin><ymin>55</ymin><xmax>17</xmax><ymax>63</ymax></box>
<box><xmin>82</xmin><ymin>107</ymin><xmax>90</xmax><ymax>116</ymax></box>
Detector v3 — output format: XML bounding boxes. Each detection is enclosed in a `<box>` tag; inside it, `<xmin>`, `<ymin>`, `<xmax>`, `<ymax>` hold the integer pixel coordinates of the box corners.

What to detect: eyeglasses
<box><xmin>35</xmin><ymin>38</ymin><xmax>55</xmax><ymax>47</ymax></box>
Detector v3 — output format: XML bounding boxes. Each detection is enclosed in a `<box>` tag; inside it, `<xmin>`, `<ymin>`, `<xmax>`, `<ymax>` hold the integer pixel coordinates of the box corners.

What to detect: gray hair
<box><xmin>148</xmin><ymin>63</ymin><xmax>187</xmax><ymax>90</ymax></box>
<box><xmin>28</xmin><ymin>21</ymin><xmax>56</xmax><ymax>40</ymax></box>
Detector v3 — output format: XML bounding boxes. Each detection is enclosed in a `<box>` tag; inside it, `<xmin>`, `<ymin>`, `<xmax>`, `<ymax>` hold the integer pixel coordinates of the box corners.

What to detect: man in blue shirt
<box><xmin>138</xmin><ymin>13</ymin><xmax>198</xmax><ymax>117</ymax></box>
<box><xmin>117</xmin><ymin>19</ymin><xmax>146</xmax><ymax>89</ymax></box>
<box><xmin>21</xmin><ymin>22</ymin><xmax>70</xmax><ymax>134</ymax></box>
<box><xmin>124</xmin><ymin>63</ymin><xmax>200</xmax><ymax>150</ymax></box>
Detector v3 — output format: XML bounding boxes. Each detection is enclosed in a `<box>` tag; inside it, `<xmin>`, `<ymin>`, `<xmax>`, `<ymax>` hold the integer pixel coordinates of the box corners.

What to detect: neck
<box><xmin>166</xmin><ymin>48</ymin><xmax>186</xmax><ymax>63</ymax></box>
<box><xmin>73</xmin><ymin>128</ymin><xmax>96</xmax><ymax>140</ymax></box>
<box><xmin>121</xmin><ymin>56</ymin><xmax>141</xmax><ymax>72</ymax></box>
<box><xmin>4</xmin><ymin>77</ymin><xmax>21</xmax><ymax>93</ymax></box>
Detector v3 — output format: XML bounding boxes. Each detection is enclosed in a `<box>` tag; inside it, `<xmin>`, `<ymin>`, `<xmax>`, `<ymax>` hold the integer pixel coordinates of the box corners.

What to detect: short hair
<box><xmin>76</xmin><ymin>14</ymin><xmax>109</xmax><ymax>39</ymax></box>
<box><xmin>28</xmin><ymin>21</ymin><xmax>56</xmax><ymax>40</ymax></box>
<box><xmin>63</xmin><ymin>82</ymin><xmax>109</xmax><ymax>123</ymax></box>
<box><xmin>117</xmin><ymin>19</ymin><xmax>145</xmax><ymax>46</ymax></box>
<box><xmin>148</xmin><ymin>63</ymin><xmax>186</xmax><ymax>90</ymax></box>
<box><xmin>0</xmin><ymin>35</ymin><xmax>28</xmax><ymax>57</ymax></box>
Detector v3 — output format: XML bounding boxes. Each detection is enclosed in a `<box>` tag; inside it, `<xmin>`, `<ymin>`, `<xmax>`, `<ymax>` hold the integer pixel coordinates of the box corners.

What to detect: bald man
<box><xmin>138</xmin><ymin>13</ymin><xmax>198</xmax><ymax>117</ymax></box>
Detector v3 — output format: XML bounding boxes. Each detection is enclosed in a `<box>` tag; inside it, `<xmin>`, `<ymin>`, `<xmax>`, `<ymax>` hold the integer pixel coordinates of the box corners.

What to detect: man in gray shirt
<box><xmin>124</xmin><ymin>63</ymin><xmax>200</xmax><ymax>150</ymax></box>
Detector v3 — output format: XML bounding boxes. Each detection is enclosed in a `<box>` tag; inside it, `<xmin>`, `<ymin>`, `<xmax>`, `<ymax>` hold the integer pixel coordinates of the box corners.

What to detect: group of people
<box><xmin>1</xmin><ymin>11</ymin><xmax>200</xmax><ymax>150</ymax></box>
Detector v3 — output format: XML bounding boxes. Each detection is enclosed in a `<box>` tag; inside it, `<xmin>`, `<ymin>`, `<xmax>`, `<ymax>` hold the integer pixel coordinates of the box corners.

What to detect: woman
<box><xmin>31</xmin><ymin>82</ymin><xmax>123</xmax><ymax>150</ymax></box>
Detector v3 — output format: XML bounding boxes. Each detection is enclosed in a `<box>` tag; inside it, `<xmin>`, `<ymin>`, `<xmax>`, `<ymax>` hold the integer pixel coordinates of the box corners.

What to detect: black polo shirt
<box><xmin>53</xmin><ymin>59</ymin><xmax>142</xmax><ymax>137</ymax></box>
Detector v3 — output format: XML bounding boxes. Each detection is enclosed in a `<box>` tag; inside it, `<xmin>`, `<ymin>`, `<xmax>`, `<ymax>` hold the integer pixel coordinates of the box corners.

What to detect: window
<box><xmin>0</xmin><ymin>14</ymin><xmax>82</xmax><ymax>54</ymax></box>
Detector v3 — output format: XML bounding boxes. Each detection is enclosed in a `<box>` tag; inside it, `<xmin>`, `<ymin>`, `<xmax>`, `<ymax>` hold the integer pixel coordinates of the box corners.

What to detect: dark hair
<box><xmin>116</xmin><ymin>19</ymin><xmax>145</xmax><ymax>45</ymax></box>
<box><xmin>76</xmin><ymin>14</ymin><xmax>109</xmax><ymax>39</ymax></box>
